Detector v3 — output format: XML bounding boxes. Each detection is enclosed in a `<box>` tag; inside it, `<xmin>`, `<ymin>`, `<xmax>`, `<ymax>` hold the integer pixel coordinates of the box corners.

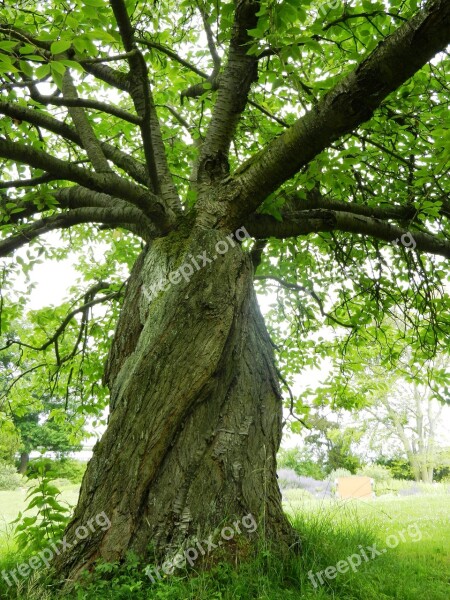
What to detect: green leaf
<box><xmin>35</xmin><ymin>63</ymin><xmax>50</xmax><ymax>78</ymax></box>
<box><xmin>51</xmin><ymin>40</ymin><xmax>72</xmax><ymax>55</ymax></box>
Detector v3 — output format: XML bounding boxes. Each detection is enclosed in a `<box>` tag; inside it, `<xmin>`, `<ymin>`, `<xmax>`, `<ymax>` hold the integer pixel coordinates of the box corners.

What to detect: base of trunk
<box><xmin>53</xmin><ymin>228</ymin><xmax>298</xmax><ymax>584</ymax></box>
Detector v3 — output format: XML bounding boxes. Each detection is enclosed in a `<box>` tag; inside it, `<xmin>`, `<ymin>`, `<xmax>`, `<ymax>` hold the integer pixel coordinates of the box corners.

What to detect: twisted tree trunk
<box><xmin>53</xmin><ymin>226</ymin><xmax>296</xmax><ymax>583</ymax></box>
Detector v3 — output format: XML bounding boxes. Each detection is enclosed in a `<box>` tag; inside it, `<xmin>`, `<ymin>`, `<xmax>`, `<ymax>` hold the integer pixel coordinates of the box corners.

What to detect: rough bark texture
<box><xmin>53</xmin><ymin>226</ymin><xmax>296</xmax><ymax>584</ymax></box>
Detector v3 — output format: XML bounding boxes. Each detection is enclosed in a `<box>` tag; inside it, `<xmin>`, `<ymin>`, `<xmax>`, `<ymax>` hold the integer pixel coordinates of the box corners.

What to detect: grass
<box><xmin>0</xmin><ymin>481</ymin><xmax>79</xmax><ymax>536</ymax></box>
<box><xmin>0</xmin><ymin>486</ymin><xmax>449</xmax><ymax>599</ymax></box>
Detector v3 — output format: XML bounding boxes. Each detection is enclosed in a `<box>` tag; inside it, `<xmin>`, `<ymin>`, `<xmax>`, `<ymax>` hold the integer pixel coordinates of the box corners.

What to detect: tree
<box><xmin>14</xmin><ymin>398</ymin><xmax>83</xmax><ymax>474</ymax></box>
<box><xmin>306</xmin><ymin>330</ymin><xmax>450</xmax><ymax>483</ymax></box>
<box><xmin>355</xmin><ymin>362</ymin><xmax>449</xmax><ymax>483</ymax></box>
<box><xmin>304</xmin><ymin>413</ymin><xmax>363</xmax><ymax>474</ymax></box>
<box><xmin>0</xmin><ymin>326</ymin><xmax>84</xmax><ymax>473</ymax></box>
<box><xmin>0</xmin><ymin>0</ymin><xmax>449</xmax><ymax>585</ymax></box>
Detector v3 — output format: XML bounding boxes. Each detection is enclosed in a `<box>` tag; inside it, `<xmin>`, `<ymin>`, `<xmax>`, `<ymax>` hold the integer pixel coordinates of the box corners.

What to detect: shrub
<box><xmin>277</xmin><ymin>468</ymin><xmax>302</xmax><ymax>490</ymax></box>
<box><xmin>0</xmin><ymin>460</ymin><xmax>22</xmax><ymax>490</ymax></box>
<box><xmin>357</xmin><ymin>464</ymin><xmax>393</xmax><ymax>482</ymax></box>
<box><xmin>53</xmin><ymin>458</ymin><xmax>87</xmax><ymax>483</ymax></box>
<box><xmin>277</xmin><ymin>447</ymin><xmax>325</xmax><ymax>480</ymax></box>
<box><xmin>327</xmin><ymin>468</ymin><xmax>352</xmax><ymax>481</ymax></box>
<box><xmin>376</xmin><ymin>456</ymin><xmax>415</xmax><ymax>480</ymax></box>
<box><xmin>26</xmin><ymin>457</ymin><xmax>86</xmax><ymax>483</ymax></box>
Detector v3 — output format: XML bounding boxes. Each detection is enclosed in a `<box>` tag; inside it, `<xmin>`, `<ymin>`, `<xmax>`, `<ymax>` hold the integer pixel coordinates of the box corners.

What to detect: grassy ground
<box><xmin>0</xmin><ymin>486</ymin><xmax>449</xmax><ymax>599</ymax></box>
<box><xmin>0</xmin><ymin>481</ymin><xmax>79</xmax><ymax>537</ymax></box>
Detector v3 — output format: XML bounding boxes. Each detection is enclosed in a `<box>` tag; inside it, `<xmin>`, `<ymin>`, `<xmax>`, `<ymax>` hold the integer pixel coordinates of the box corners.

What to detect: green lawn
<box><xmin>0</xmin><ymin>482</ymin><xmax>80</xmax><ymax>553</ymax></box>
<box><xmin>0</xmin><ymin>486</ymin><xmax>449</xmax><ymax>599</ymax></box>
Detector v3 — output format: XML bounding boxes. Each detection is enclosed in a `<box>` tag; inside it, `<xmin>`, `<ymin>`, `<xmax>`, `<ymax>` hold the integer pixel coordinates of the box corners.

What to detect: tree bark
<box><xmin>53</xmin><ymin>226</ymin><xmax>297</xmax><ymax>584</ymax></box>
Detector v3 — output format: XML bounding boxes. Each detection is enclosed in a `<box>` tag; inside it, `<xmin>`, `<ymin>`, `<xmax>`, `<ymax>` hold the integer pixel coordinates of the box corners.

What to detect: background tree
<box><xmin>0</xmin><ymin>323</ymin><xmax>86</xmax><ymax>473</ymax></box>
<box><xmin>306</xmin><ymin>331</ymin><xmax>450</xmax><ymax>483</ymax></box>
<box><xmin>13</xmin><ymin>398</ymin><xmax>83</xmax><ymax>474</ymax></box>
<box><xmin>355</xmin><ymin>360</ymin><xmax>449</xmax><ymax>483</ymax></box>
<box><xmin>299</xmin><ymin>413</ymin><xmax>363</xmax><ymax>474</ymax></box>
<box><xmin>0</xmin><ymin>0</ymin><xmax>449</xmax><ymax>585</ymax></box>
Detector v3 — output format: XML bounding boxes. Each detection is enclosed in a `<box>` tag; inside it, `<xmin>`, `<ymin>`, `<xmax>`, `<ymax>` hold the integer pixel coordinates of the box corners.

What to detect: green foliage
<box><xmin>357</xmin><ymin>464</ymin><xmax>393</xmax><ymax>483</ymax></box>
<box><xmin>376</xmin><ymin>456</ymin><xmax>415</xmax><ymax>480</ymax></box>
<box><xmin>277</xmin><ymin>447</ymin><xmax>325</xmax><ymax>480</ymax></box>
<box><xmin>0</xmin><ymin>460</ymin><xmax>22</xmax><ymax>490</ymax></box>
<box><xmin>13</xmin><ymin>464</ymin><xmax>71</xmax><ymax>552</ymax></box>
<box><xmin>0</xmin><ymin>420</ymin><xmax>20</xmax><ymax>464</ymax></box>
<box><xmin>50</xmin><ymin>458</ymin><xmax>87</xmax><ymax>483</ymax></box>
<box><xmin>26</xmin><ymin>458</ymin><xmax>87</xmax><ymax>483</ymax></box>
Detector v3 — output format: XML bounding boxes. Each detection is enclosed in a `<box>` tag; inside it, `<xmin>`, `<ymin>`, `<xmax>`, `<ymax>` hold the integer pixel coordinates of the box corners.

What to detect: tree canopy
<box><xmin>1</xmin><ymin>0</ymin><xmax>449</xmax><ymax>422</ymax></box>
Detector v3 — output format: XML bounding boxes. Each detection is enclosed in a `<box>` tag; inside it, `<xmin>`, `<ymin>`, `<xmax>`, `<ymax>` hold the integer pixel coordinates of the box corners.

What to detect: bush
<box><xmin>357</xmin><ymin>464</ymin><xmax>392</xmax><ymax>482</ymax></box>
<box><xmin>0</xmin><ymin>460</ymin><xmax>22</xmax><ymax>490</ymax></box>
<box><xmin>54</xmin><ymin>458</ymin><xmax>87</xmax><ymax>483</ymax></box>
<box><xmin>376</xmin><ymin>456</ymin><xmax>415</xmax><ymax>480</ymax></box>
<box><xmin>277</xmin><ymin>447</ymin><xmax>326</xmax><ymax>480</ymax></box>
<box><xmin>327</xmin><ymin>468</ymin><xmax>352</xmax><ymax>481</ymax></box>
<box><xmin>26</xmin><ymin>457</ymin><xmax>86</xmax><ymax>483</ymax></box>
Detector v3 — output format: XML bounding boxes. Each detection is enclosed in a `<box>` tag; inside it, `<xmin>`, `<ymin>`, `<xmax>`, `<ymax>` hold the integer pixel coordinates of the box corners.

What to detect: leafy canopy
<box><xmin>0</xmin><ymin>0</ymin><xmax>449</xmax><ymax>427</ymax></box>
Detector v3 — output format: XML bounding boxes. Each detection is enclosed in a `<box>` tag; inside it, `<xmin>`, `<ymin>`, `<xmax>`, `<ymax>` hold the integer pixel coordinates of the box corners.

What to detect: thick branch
<box><xmin>197</xmin><ymin>0</ymin><xmax>259</xmax><ymax>184</ymax></box>
<box><xmin>110</xmin><ymin>0</ymin><xmax>181</xmax><ymax>213</ymax></box>
<box><xmin>0</xmin><ymin>205</ymin><xmax>153</xmax><ymax>257</ymax></box>
<box><xmin>74</xmin><ymin>61</ymin><xmax>131</xmax><ymax>92</ymax></box>
<box><xmin>245</xmin><ymin>209</ymin><xmax>450</xmax><ymax>259</ymax></box>
<box><xmin>226</xmin><ymin>0</ymin><xmax>450</xmax><ymax>225</ymax></box>
<box><xmin>0</xmin><ymin>101</ymin><xmax>149</xmax><ymax>186</ymax></box>
<box><xmin>2</xmin><ymin>184</ymin><xmax>153</xmax><ymax>227</ymax></box>
<box><xmin>0</xmin><ymin>137</ymin><xmax>170</xmax><ymax>228</ymax></box>
<box><xmin>289</xmin><ymin>191</ymin><xmax>418</xmax><ymax>221</ymax></box>
<box><xmin>61</xmin><ymin>70</ymin><xmax>112</xmax><ymax>173</ymax></box>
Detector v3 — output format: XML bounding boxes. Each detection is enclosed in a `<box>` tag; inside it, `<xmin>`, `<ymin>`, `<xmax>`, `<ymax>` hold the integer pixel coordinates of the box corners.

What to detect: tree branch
<box><xmin>0</xmin><ymin>21</ymin><xmax>131</xmax><ymax>92</ymax></box>
<box><xmin>137</xmin><ymin>38</ymin><xmax>208</xmax><ymax>78</ymax></box>
<box><xmin>61</xmin><ymin>69</ymin><xmax>113</xmax><ymax>173</ymax></box>
<box><xmin>197</xmin><ymin>0</ymin><xmax>259</xmax><ymax>184</ymax></box>
<box><xmin>225</xmin><ymin>0</ymin><xmax>450</xmax><ymax>226</ymax></box>
<box><xmin>0</xmin><ymin>137</ymin><xmax>170</xmax><ymax>228</ymax></box>
<box><xmin>79</xmin><ymin>60</ymin><xmax>131</xmax><ymax>92</ymax></box>
<box><xmin>197</xmin><ymin>1</ymin><xmax>221</xmax><ymax>71</ymax></box>
<box><xmin>109</xmin><ymin>0</ymin><xmax>181</xmax><ymax>213</ymax></box>
<box><xmin>0</xmin><ymin>101</ymin><xmax>149</xmax><ymax>186</ymax></box>
<box><xmin>0</xmin><ymin>173</ymin><xmax>54</xmax><ymax>189</ymax></box>
<box><xmin>29</xmin><ymin>87</ymin><xmax>142</xmax><ymax>125</ymax></box>
<box><xmin>2</xmin><ymin>282</ymin><xmax>123</xmax><ymax>361</ymax></box>
<box><xmin>0</xmin><ymin>205</ymin><xmax>154</xmax><ymax>257</ymax></box>
<box><xmin>2</xmin><ymin>185</ymin><xmax>155</xmax><ymax>228</ymax></box>
<box><xmin>245</xmin><ymin>209</ymin><xmax>450</xmax><ymax>259</ymax></box>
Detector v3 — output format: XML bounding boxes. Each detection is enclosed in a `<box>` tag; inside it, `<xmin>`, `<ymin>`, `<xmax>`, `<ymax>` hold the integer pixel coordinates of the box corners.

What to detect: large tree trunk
<box><xmin>53</xmin><ymin>226</ymin><xmax>297</xmax><ymax>583</ymax></box>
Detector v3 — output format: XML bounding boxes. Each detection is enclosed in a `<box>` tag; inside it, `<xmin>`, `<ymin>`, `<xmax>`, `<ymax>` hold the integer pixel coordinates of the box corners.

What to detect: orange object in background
<box><xmin>336</xmin><ymin>476</ymin><xmax>374</xmax><ymax>499</ymax></box>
